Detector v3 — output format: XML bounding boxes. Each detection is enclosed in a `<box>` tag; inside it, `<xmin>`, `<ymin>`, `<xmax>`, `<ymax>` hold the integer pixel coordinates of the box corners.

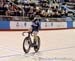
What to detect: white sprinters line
<box><xmin>0</xmin><ymin>52</ymin><xmax>35</xmax><ymax>58</ymax></box>
<box><xmin>0</xmin><ymin>44</ymin><xmax>75</xmax><ymax>54</ymax></box>
<box><xmin>0</xmin><ymin>46</ymin><xmax>23</xmax><ymax>54</ymax></box>
<box><xmin>0</xmin><ymin>54</ymin><xmax>22</xmax><ymax>58</ymax></box>
<box><xmin>0</xmin><ymin>46</ymin><xmax>75</xmax><ymax>58</ymax></box>
<box><xmin>39</xmin><ymin>46</ymin><xmax>75</xmax><ymax>53</ymax></box>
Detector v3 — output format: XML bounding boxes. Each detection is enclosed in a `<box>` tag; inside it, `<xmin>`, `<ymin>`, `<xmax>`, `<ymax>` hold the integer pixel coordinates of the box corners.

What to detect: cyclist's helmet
<box><xmin>33</xmin><ymin>17</ymin><xmax>38</xmax><ymax>22</ymax></box>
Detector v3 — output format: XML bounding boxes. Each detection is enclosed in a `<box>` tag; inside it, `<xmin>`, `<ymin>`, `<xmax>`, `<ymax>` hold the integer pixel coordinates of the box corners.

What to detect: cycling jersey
<box><xmin>31</xmin><ymin>20</ymin><xmax>41</xmax><ymax>32</ymax></box>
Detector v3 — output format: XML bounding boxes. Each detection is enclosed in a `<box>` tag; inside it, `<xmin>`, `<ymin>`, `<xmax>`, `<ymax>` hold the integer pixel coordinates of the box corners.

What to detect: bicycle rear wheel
<box><xmin>23</xmin><ymin>37</ymin><xmax>32</xmax><ymax>53</ymax></box>
<box><xmin>33</xmin><ymin>36</ymin><xmax>40</xmax><ymax>52</ymax></box>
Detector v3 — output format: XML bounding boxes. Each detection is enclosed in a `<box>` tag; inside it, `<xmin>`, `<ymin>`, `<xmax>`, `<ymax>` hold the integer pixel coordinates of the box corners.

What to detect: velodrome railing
<box><xmin>0</xmin><ymin>15</ymin><xmax>75</xmax><ymax>22</ymax></box>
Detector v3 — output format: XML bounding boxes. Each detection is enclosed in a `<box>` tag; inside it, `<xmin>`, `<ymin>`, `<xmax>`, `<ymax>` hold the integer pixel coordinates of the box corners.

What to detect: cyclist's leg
<box><xmin>33</xmin><ymin>31</ymin><xmax>38</xmax><ymax>41</ymax></box>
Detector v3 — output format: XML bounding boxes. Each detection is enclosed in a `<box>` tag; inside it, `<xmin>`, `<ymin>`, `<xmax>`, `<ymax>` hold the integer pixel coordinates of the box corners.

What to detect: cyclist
<box><xmin>22</xmin><ymin>18</ymin><xmax>41</xmax><ymax>53</ymax></box>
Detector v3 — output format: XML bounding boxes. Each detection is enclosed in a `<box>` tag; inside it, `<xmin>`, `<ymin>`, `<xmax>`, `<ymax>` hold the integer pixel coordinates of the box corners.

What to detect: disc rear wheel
<box><xmin>34</xmin><ymin>36</ymin><xmax>40</xmax><ymax>52</ymax></box>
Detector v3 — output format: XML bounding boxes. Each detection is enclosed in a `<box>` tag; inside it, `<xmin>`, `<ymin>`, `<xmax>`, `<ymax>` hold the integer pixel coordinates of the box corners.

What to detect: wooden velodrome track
<box><xmin>0</xmin><ymin>29</ymin><xmax>75</xmax><ymax>61</ymax></box>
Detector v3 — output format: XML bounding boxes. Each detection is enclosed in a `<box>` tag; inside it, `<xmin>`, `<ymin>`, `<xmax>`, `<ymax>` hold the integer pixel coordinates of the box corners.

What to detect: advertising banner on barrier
<box><xmin>41</xmin><ymin>22</ymin><xmax>67</xmax><ymax>29</ymax></box>
<box><xmin>10</xmin><ymin>21</ymin><xmax>32</xmax><ymax>29</ymax></box>
<box><xmin>73</xmin><ymin>22</ymin><xmax>75</xmax><ymax>27</ymax></box>
<box><xmin>9</xmin><ymin>21</ymin><xmax>74</xmax><ymax>30</ymax></box>
<box><xmin>0</xmin><ymin>21</ymin><xmax>10</xmax><ymax>29</ymax></box>
<box><xmin>10</xmin><ymin>21</ymin><xmax>68</xmax><ymax>30</ymax></box>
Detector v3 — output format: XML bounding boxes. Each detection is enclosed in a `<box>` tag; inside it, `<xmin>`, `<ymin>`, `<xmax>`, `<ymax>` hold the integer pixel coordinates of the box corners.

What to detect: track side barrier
<box><xmin>0</xmin><ymin>21</ymin><xmax>75</xmax><ymax>31</ymax></box>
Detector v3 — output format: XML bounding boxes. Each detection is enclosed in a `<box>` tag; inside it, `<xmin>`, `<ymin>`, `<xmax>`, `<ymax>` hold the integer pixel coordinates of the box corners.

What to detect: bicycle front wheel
<box><xmin>23</xmin><ymin>37</ymin><xmax>32</xmax><ymax>53</ymax></box>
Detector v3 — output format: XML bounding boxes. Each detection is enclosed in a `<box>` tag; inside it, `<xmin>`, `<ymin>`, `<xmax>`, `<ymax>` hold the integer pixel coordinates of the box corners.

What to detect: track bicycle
<box><xmin>22</xmin><ymin>32</ymin><xmax>40</xmax><ymax>53</ymax></box>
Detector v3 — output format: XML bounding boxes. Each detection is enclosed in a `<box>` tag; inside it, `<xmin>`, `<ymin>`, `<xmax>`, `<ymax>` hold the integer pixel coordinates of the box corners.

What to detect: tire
<box><xmin>23</xmin><ymin>37</ymin><xmax>32</xmax><ymax>53</ymax></box>
<box><xmin>34</xmin><ymin>36</ymin><xmax>40</xmax><ymax>52</ymax></box>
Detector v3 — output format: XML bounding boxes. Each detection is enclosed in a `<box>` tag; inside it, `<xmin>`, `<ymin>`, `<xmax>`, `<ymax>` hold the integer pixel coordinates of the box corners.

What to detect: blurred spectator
<box><xmin>68</xmin><ymin>0</ymin><xmax>75</xmax><ymax>2</ymax></box>
<box><xmin>47</xmin><ymin>8</ymin><xmax>53</xmax><ymax>17</ymax></box>
<box><xmin>51</xmin><ymin>0</ymin><xmax>59</xmax><ymax>9</ymax></box>
<box><xmin>28</xmin><ymin>6</ymin><xmax>36</xmax><ymax>20</ymax></box>
<box><xmin>0</xmin><ymin>0</ymin><xmax>8</xmax><ymax>2</ymax></box>
<box><xmin>35</xmin><ymin>6</ymin><xmax>41</xmax><ymax>15</ymax></box>
<box><xmin>7</xmin><ymin>3</ymin><xmax>17</xmax><ymax>16</ymax></box>
<box><xmin>39</xmin><ymin>0</ymin><xmax>49</xmax><ymax>8</ymax></box>
<box><xmin>0</xmin><ymin>3</ymin><xmax>8</xmax><ymax>15</ymax></box>
<box><xmin>23</xmin><ymin>4</ymin><xmax>30</xmax><ymax>16</ymax></box>
<box><xmin>60</xmin><ymin>0</ymin><xmax>64</xmax><ymax>3</ymax></box>
<box><xmin>40</xmin><ymin>9</ymin><xmax>47</xmax><ymax>17</ymax></box>
<box><xmin>18</xmin><ymin>0</ymin><xmax>29</xmax><ymax>4</ymax></box>
<box><xmin>14</xmin><ymin>7</ymin><xmax>22</xmax><ymax>16</ymax></box>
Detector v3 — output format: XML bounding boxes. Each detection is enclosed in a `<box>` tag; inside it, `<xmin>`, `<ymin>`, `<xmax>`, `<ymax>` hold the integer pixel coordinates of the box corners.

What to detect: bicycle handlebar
<box><xmin>22</xmin><ymin>31</ymin><xmax>31</xmax><ymax>36</ymax></box>
<box><xmin>22</xmin><ymin>32</ymin><xmax>27</xmax><ymax>36</ymax></box>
